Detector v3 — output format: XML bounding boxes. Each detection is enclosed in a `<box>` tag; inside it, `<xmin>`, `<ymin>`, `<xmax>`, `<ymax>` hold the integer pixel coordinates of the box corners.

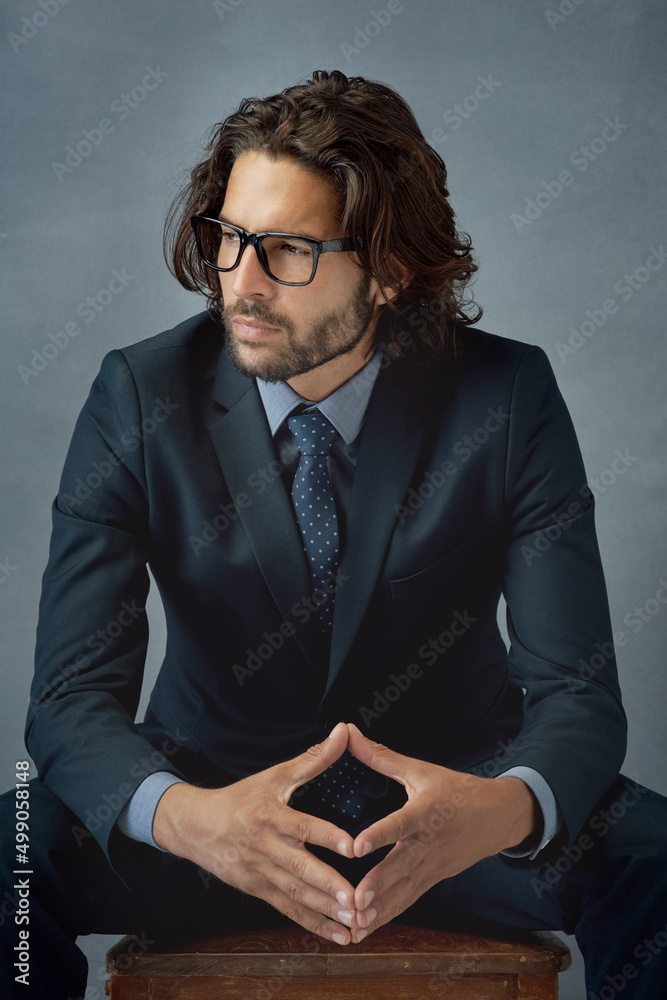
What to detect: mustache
<box><xmin>226</xmin><ymin>301</ymin><xmax>293</xmax><ymax>332</ymax></box>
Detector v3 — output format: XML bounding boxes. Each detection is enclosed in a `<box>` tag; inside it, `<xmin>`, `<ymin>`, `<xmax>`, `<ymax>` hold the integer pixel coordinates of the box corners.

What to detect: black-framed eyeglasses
<box><xmin>191</xmin><ymin>215</ymin><xmax>361</xmax><ymax>286</ymax></box>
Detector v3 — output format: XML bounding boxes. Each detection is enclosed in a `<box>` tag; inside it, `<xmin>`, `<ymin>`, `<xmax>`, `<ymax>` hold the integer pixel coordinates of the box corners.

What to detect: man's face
<box><xmin>218</xmin><ymin>151</ymin><xmax>383</xmax><ymax>388</ymax></box>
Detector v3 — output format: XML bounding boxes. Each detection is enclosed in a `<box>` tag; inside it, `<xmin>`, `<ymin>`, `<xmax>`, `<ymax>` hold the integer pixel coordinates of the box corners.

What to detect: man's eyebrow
<box><xmin>216</xmin><ymin>214</ymin><xmax>319</xmax><ymax>240</ymax></box>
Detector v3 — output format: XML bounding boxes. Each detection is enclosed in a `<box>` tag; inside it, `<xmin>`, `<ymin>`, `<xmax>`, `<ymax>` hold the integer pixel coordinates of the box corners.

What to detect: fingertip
<box><xmin>337</xmin><ymin>839</ymin><xmax>352</xmax><ymax>858</ymax></box>
<box><xmin>354</xmin><ymin>837</ymin><xmax>373</xmax><ymax>858</ymax></box>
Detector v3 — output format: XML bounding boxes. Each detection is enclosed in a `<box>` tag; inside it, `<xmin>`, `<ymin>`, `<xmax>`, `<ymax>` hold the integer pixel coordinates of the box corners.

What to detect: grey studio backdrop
<box><xmin>1</xmin><ymin>1</ymin><xmax>665</xmax><ymax>997</ymax></box>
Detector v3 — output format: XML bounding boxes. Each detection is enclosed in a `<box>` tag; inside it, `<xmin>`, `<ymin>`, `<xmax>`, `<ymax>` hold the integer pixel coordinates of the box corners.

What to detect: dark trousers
<box><xmin>1</xmin><ymin>774</ymin><xmax>666</xmax><ymax>1000</ymax></box>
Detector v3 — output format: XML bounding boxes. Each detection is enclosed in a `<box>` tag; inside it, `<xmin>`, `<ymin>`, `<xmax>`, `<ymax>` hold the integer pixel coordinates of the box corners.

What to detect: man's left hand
<box><xmin>345</xmin><ymin>723</ymin><xmax>540</xmax><ymax>943</ymax></box>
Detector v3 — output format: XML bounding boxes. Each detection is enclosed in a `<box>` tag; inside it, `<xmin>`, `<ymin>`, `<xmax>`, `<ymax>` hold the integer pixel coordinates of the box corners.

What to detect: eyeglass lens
<box><xmin>197</xmin><ymin>220</ymin><xmax>315</xmax><ymax>283</ymax></box>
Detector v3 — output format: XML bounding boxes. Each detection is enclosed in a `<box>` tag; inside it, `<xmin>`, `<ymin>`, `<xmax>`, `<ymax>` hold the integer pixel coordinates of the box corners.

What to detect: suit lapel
<box><xmin>326</xmin><ymin>361</ymin><xmax>435</xmax><ymax>694</ymax></box>
<box><xmin>207</xmin><ymin>352</ymin><xmax>326</xmax><ymax>674</ymax></box>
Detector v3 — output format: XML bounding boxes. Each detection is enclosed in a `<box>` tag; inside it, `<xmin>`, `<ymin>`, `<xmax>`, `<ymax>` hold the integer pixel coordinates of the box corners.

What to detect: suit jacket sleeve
<box><xmin>25</xmin><ymin>349</ymin><xmax>182</xmax><ymax>874</ymax></box>
<box><xmin>497</xmin><ymin>344</ymin><xmax>627</xmax><ymax>849</ymax></box>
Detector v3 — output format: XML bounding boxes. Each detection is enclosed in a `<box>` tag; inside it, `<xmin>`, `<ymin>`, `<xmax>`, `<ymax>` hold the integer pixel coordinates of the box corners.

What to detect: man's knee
<box><xmin>533</xmin><ymin>776</ymin><xmax>667</xmax><ymax>908</ymax></box>
<box><xmin>581</xmin><ymin>776</ymin><xmax>665</xmax><ymax>860</ymax></box>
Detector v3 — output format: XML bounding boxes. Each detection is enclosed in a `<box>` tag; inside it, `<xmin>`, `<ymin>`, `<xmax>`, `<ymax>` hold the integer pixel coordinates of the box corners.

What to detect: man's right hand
<box><xmin>152</xmin><ymin>722</ymin><xmax>357</xmax><ymax>944</ymax></box>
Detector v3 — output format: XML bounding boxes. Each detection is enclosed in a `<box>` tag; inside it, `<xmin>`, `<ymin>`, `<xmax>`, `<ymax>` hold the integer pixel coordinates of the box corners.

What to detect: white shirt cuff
<box><xmin>496</xmin><ymin>765</ymin><xmax>559</xmax><ymax>860</ymax></box>
<box><xmin>116</xmin><ymin>772</ymin><xmax>185</xmax><ymax>850</ymax></box>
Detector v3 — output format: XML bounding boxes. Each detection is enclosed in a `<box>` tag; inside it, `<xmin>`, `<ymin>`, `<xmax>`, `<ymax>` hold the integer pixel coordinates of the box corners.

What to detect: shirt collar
<box><xmin>256</xmin><ymin>348</ymin><xmax>383</xmax><ymax>445</ymax></box>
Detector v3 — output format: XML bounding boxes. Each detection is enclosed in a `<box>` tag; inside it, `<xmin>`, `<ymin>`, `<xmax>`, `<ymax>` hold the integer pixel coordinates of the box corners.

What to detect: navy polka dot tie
<box><xmin>287</xmin><ymin>411</ymin><xmax>340</xmax><ymax>632</ymax></box>
<box><xmin>310</xmin><ymin>749</ymin><xmax>366</xmax><ymax>820</ymax></box>
<box><xmin>287</xmin><ymin>410</ymin><xmax>367</xmax><ymax>820</ymax></box>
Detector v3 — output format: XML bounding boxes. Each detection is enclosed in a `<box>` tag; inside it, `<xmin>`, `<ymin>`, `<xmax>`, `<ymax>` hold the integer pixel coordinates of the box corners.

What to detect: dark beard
<box><xmin>222</xmin><ymin>274</ymin><xmax>376</xmax><ymax>382</ymax></box>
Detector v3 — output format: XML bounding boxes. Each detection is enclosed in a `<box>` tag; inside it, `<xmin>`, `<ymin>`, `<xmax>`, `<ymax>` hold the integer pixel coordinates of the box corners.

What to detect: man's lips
<box><xmin>232</xmin><ymin>317</ymin><xmax>282</xmax><ymax>340</ymax></box>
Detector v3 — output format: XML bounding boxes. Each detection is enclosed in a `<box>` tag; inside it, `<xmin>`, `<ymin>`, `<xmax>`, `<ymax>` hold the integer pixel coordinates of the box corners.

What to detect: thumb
<box><xmin>281</xmin><ymin>721</ymin><xmax>349</xmax><ymax>799</ymax></box>
<box><xmin>346</xmin><ymin>722</ymin><xmax>415</xmax><ymax>787</ymax></box>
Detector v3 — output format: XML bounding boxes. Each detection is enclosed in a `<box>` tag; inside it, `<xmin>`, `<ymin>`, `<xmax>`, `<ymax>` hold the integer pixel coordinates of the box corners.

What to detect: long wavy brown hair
<box><xmin>164</xmin><ymin>70</ymin><xmax>481</xmax><ymax>364</ymax></box>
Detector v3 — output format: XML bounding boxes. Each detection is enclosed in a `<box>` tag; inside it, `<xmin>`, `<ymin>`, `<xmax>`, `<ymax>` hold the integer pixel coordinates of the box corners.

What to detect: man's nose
<box><xmin>229</xmin><ymin>242</ymin><xmax>275</xmax><ymax>299</ymax></box>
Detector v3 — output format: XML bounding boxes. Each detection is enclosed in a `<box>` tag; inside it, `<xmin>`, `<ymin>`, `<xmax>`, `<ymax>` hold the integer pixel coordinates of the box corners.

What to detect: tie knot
<box><xmin>287</xmin><ymin>412</ymin><xmax>338</xmax><ymax>457</ymax></box>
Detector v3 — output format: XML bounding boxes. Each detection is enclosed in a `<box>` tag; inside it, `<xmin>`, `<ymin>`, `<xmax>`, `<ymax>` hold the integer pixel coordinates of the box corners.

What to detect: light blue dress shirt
<box><xmin>117</xmin><ymin>348</ymin><xmax>558</xmax><ymax>859</ymax></box>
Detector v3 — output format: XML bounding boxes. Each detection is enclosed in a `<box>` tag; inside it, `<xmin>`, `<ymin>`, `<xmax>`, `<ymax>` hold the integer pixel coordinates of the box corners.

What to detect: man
<box><xmin>1</xmin><ymin>70</ymin><xmax>665</xmax><ymax>998</ymax></box>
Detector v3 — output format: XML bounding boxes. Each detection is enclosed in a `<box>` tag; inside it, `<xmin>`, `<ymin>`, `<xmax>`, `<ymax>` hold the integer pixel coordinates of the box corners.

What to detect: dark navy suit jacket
<box><xmin>26</xmin><ymin>311</ymin><xmax>627</xmax><ymax>873</ymax></box>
